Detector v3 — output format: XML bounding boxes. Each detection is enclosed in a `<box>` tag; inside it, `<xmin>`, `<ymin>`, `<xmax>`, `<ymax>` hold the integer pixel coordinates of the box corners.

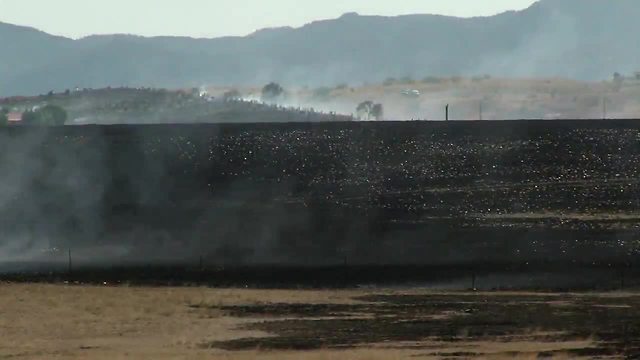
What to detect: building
<box><xmin>7</xmin><ymin>112</ymin><xmax>23</xmax><ymax>124</ymax></box>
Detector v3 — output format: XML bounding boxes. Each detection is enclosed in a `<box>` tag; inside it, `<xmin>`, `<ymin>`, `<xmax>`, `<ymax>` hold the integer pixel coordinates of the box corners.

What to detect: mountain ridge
<box><xmin>1</xmin><ymin>0</ymin><xmax>638</xmax><ymax>96</ymax></box>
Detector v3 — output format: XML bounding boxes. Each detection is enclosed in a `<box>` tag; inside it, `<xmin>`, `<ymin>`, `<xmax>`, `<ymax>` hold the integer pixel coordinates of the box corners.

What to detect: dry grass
<box><xmin>209</xmin><ymin>77</ymin><xmax>640</xmax><ymax>120</ymax></box>
<box><xmin>0</xmin><ymin>284</ymin><xmax>617</xmax><ymax>359</ymax></box>
<box><xmin>0</xmin><ymin>284</ymin><xmax>395</xmax><ymax>359</ymax></box>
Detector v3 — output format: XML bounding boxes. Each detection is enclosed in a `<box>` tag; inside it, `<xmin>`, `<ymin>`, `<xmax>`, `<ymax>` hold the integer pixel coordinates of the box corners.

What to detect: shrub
<box><xmin>383</xmin><ymin>78</ymin><xmax>396</xmax><ymax>86</ymax></box>
<box><xmin>313</xmin><ymin>87</ymin><xmax>332</xmax><ymax>100</ymax></box>
<box><xmin>422</xmin><ymin>76</ymin><xmax>442</xmax><ymax>84</ymax></box>
<box><xmin>23</xmin><ymin>105</ymin><xmax>68</xmax><ymax>126</ymax></box>
<box><xmin>261</xmin><ymin>82</ymin><xmax>285</xmax><ymax>103</ymax></box>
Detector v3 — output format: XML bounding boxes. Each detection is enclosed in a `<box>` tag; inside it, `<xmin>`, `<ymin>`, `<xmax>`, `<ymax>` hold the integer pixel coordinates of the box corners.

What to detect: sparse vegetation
<box><xmin>6</xmin><ymin>75</ymin><xmax>640</xmax><ymax>123</ymax></box>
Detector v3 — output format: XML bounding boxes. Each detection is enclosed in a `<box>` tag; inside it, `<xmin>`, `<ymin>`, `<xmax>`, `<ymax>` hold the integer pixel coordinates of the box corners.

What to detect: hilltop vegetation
<box><xmin>0</xmin><ymin>87</ymin><xmax>352</xmax><ymax>125</ymax></box>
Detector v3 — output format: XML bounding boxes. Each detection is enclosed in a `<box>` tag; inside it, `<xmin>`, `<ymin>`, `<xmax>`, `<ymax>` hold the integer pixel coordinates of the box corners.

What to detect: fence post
<box><xmin>343</xmin><ymin>255</ymin><xmax>349</xmax><ymax>287</ymax></box>
<box><xmin>472</xmin><ymin>272</ymin><xmax>477</xmax><ymax>291</ymax></box>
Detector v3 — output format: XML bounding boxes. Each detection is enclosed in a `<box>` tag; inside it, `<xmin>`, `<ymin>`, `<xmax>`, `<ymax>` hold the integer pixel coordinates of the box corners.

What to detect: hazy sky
<box><xmin>0</xmin><ymin>0</ymin><xmax>538</xmax><ymax>39</ymax></box>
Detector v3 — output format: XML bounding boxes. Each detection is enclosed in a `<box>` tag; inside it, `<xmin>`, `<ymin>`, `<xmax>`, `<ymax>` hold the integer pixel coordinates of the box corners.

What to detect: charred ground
<box><xmin>1</xmin><ymin>120</ymin><xmax>640</xmax><ymax>288</ymax></box>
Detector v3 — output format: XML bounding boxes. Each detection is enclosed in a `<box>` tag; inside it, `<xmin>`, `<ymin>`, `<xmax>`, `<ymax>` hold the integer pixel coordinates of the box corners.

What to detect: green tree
<box><xmin>357</xmin><ymin>101</ymin><xmax>384</xmax><ymax>121</ymax></box>
<box><xmin>23</xmin><ymin>105</ymin><xmax>68</xmax><ymax>126</ymax></box>
<box><xmin>371</xmin><ymin>103</ymin><xmax>384</xmax><ymax>120</ymax></box>
<box><xmin>0</xmin><ymin>108</ymin><xmax>8</xmax><ymax>126</ymax></box>
<box><xmin>312</xmin><ymin>87</ymin><xmax>332</xmax><ymax>101</ymax></box>
<box><xmin>400</xmin><ymin>76</ymin><xmax>415</xmax><ymax>84</ymax></box>
<box><xmin>22</xmin><ymin>110</ymin><xmax>39</xmax><ymax>124</ymax></box>
<box><xmin>613</xmin><ymin>72</ymin><xmax>624</xmax><ymax>92</ymax></box>
<box><xmin>422</xmin><ymin>76</ymin><xmax>442</xmax><ymax>84</ymax></box>
<box><xmin>356</xmin><ymin>100</ymin><xmax>374</xmax><ymax>120</ymax></box>
<box><xmin>261</xmin><ymin>82</ymin><xmax>284</xmax><ymax>103</ymax></box>
<box><xmin>39</xmin><ymin>105</ymin><xmax>68</xmax><ymax>125</ymax></box>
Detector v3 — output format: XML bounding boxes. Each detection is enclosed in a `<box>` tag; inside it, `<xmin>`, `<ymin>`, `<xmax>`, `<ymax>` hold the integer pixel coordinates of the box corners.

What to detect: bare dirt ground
<box><xmin>208</xmin><ymin>77</ymin><xmax>640</xmax><ymax>120</ymax></box>
<box><xmin>1</xmin><ymin>284</ymin><xmax>637</xmax><ymax>359</ymax></box>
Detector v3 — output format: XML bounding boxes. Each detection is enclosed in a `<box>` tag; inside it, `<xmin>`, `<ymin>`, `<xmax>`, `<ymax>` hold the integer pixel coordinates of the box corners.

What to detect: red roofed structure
<box><xmin>7</xmin><ymin>112</ymin><xmax>23</xmax><ymax>124</ymax></box>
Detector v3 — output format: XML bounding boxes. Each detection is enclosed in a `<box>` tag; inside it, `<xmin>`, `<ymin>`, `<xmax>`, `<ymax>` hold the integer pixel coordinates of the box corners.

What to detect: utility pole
<box><xmin>446</xmin><ymin>104</ymin><xmax>449</xmax><ymax>121</ymax></box>
<box><xmin>479</xmin><ymin>102</ymin><xmax>483</xmax><ymax>121</ymax></box>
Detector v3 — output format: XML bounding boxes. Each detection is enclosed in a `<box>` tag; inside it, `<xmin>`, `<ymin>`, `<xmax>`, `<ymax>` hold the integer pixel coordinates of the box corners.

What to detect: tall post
<box><xmin>479</xmin><ymin>102</ymin><xmax>483</xmax><ymax>121</ymax></box>
<box><xmin>343</xmin><ymin>255</ymin><xmax>349</xmax><ymax>287</ymax></box>
<box><xmin>446</xmin><ymin>104</ymin><xmax>449</xmax><ymax>121</ymax></box>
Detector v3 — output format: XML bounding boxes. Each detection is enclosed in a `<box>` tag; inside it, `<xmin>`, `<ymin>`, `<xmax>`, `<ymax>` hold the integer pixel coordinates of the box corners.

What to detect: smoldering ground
<box><xmin>0</xmin><ymin>121</ymin><xmax>639</xmax><ymax>285</ymax></box>
<box><xmin>0</xmin><ymin>124</ymin><xmax>369</xmax><ymax>271</ymax></box>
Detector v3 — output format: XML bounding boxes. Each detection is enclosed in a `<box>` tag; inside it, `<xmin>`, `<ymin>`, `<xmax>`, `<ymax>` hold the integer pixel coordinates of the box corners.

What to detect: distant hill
<box><xmin>2</xmin><ymin>0</ymin><xmax>640</xmax><ymax>96</ymax></box>
<box><xmin>0</xmin><ymin>88</ymin><xmax>351</xmax><ymax>125</ymax></box>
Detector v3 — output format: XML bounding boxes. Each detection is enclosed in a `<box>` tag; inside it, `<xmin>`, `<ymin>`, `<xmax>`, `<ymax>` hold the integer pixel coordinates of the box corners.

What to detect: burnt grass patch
<box><xmin>5</xmin><ymin>120</ymin><xmax>640</xmax><ymax>271</ymax></box>
<box><xmin>204</xmin><ymin>293</ymin><xmax>640</xmax><ymax>357</ymax></box>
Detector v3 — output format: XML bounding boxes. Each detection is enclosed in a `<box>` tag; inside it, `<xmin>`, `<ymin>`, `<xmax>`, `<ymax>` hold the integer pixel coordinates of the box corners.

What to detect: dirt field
<box><xmin>207</xmin><ymin>77</ymin><xmax>640</xmax><ymax>120</ymax></box>
<box><xmin>1</xmin><ymin>284</ymin><xmax>638</xmax><ymax>359</ymax></box>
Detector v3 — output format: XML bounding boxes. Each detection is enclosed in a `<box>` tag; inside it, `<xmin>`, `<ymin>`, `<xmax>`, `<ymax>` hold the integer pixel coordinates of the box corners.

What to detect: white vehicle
<box><xmin>401</xmin><ymin>89</ymin><xmax>421</xmax><ymax>98</ymax></box>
